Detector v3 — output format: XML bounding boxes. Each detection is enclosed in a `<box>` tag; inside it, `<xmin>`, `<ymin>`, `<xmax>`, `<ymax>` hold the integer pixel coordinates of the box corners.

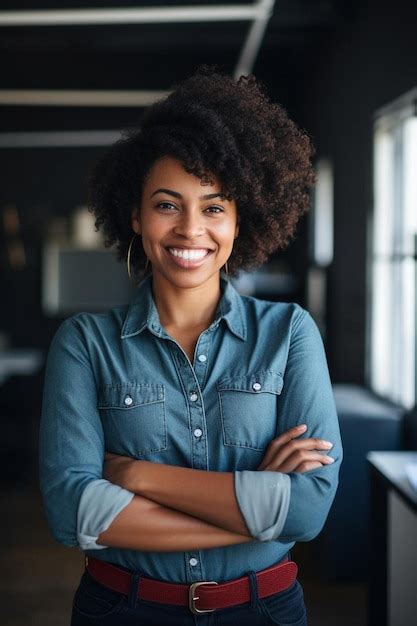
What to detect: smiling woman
<box><xmin>130</xmin><ymin>155</ymin><xmax>240</xmax><ymax>317</ymax></box>
<box><xmin>88</xmin><ymin>65</ymin><xmax>315</xmax><ymax>280</ymax></box>
<box><xmin>147</xmin><ymin>179</ymin><xmax>234</xmax><ymax>270</ymax></box>
<box><xmin>38</xmin><ymin>65</ymin><xmax>342</xmax><ymax>626</ymax></box>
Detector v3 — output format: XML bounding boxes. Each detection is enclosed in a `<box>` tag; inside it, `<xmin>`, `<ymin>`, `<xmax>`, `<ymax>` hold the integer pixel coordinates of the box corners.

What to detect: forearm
<box><xmin>130</xmin><ymin>461</ymin><xmax>251</xmax><ymax>536</ymax></box>
<box><xmin>97</xmin><ymin>493</ymin><xmax>253</xmax><ymax>551</ymax></box>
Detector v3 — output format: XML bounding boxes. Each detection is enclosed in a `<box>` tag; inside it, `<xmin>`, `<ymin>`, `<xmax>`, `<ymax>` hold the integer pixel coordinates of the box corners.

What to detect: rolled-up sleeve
<box><xmin>234</xmin><ymin>309</ymin><xmax>343</xmax><ymax>542</ymax></box>
<box><xmin>234</xmin><ymin>471</ymin><xmax>291</xmax><ymax>541</ymax></box>
<box><xmin>38</xmin><ymin>317</ymin><xmax>134</xmax><ymax>549</ymax></box>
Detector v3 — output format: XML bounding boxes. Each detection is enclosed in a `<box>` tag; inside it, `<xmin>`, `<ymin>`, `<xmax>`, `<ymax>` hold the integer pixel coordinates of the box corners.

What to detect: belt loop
<box><xmin>127</xmin><ymin>571</ymin><xmax>141</xmax><ymax>609</ymax></box>
<box><xmin>247</xmin><ymin>570</ymin><xmax>260</xmax><ymax>611</ymax></box>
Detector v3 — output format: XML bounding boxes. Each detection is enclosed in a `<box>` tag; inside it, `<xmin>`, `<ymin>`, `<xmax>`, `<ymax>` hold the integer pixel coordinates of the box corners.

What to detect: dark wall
<box><xmin>293</xmin><ymin>0</ymin><xmax>417</xmax><ymax>383</ymax></box>
<box><xmin>2</xmin><ymin>0</ymin><xmax>415</xmax><ymax>385</ymax></box>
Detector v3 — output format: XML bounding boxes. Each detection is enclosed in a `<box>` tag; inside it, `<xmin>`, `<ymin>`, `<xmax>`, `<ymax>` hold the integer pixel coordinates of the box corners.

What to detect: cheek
<box><xmin>213</xmin><ymin>220</ymin><xmax>238</xmax><ymax>241</ymax></box>
<box><xmin>141</xmin><ymin>216</ymin><xmax>169</xmax><ymax>241</ymax></box>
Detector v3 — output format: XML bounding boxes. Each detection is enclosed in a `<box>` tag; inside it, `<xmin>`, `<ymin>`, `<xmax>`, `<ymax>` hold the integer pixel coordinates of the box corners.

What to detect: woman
<box><xmin>39</xmin><ymin>67</ymin><xmax>342</xmax><ymax>625</ymax></box>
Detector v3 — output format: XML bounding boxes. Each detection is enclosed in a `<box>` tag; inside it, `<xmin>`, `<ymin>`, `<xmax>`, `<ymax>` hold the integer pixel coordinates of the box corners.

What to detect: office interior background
<box><xmin>1</xmin><ymin>1</ymin><xmax>417</xmax><ymax>625</ymax></box>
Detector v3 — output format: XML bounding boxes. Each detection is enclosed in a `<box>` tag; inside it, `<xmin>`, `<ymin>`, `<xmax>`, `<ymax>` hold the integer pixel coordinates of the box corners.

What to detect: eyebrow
<box><xmin>150</xmin><ymin>188</ymin><xmax>227</xmax><ymax>201</ymax></box>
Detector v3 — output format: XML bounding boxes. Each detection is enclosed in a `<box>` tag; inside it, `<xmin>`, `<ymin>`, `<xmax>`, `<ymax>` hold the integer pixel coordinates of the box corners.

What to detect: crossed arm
<box><xmin>39</xmin><ymin>311</ymin><xmax>342</xmax><ymax>553</ymax></box>
<box><xmin>97</xmin><ymin>425</ymin><xmax>335</xmax><ymax>551</ymax></box>
<box><xmin>97</xmin><ymin>462</ymin><xmax>252</xmax><ymax>551</ymax></box>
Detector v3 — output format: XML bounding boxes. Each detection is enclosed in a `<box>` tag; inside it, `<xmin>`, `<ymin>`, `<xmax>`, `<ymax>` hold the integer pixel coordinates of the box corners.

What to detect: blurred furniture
<box><xmin>233</xmin><ymin>270</ymin><xmax>298</xmax><ymax>297</ymax></box>
<box><xmin>0</xmin><ymin>349</ymin><xmax>44</xmax><ymax>484</ymax></box>
<box><xmin>312</xmin><ymin>384</ymin><xmax>405</xmax><ymax>581</ymax></box>
<box><xmin>42</xmin><ymin>244</ymin><xmax>134</xmax><ymax>315</ymax></box>
<box><xmin>367</xmin><ymin>452</ymin><xmax>417</xmax><ymax>626</ymax></box>
<box><xmin>0</xmin><ymin>348</ymin><xmax>43</xmax><ymax>385</ymax></box>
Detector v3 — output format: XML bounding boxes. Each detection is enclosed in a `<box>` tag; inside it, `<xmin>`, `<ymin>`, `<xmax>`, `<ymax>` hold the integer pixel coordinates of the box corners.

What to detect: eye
<box><xmin>205</xmin><ymin>206</ymin><xmax>224</xmax><ymax>214</ymax></box>
<box><xmin>156</xmin><ymin>202</ymin><xmax>224</xmax><ymax>214</ymax></box>
<box><xmin>157</xmin><ymin>202</ymin><xmax>177</xmax><ymax>211</ymax></box>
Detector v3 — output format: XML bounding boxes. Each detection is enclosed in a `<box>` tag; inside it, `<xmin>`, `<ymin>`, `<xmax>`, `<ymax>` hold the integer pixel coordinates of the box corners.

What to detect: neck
<box><xmin>151</xmin><ymin>271</ymin><xmax>222</xmax><ymax>331</ymax></box>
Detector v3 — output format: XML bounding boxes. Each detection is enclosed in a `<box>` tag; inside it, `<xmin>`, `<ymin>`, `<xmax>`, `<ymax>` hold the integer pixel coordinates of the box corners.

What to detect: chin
<box><xmin>153</xmin><ymin>266</ymin><xmax>221</xmax><ymax>288</ymax></box>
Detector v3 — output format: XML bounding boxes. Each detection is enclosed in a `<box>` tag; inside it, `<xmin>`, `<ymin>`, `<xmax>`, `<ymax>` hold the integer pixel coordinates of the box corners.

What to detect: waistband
<box><xmin>85</xmin><ymin>554</ymin><xmax>298</xmax><ymax>615</ymax></box>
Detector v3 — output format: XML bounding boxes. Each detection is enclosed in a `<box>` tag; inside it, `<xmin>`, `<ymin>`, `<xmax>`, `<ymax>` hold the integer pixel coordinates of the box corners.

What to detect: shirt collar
<box><xmin>120</xmin><ymin>272</ymin><xmax>247</xmax><ymax>341</ymax></box>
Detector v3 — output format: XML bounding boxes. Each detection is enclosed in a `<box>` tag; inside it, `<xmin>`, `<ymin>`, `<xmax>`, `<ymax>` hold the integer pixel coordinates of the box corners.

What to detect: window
<box><xmin>368</xmin><ymin>88</ymin><xmax>417</xmax><ymax>409</ymax></box>
<box><xmin>306</xmin><ymin>158</ymin><xmax>334</xmax><ymax>337</ymax></box>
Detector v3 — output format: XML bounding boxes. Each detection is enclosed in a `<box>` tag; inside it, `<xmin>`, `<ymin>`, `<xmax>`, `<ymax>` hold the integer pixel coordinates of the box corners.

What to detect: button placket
<box><xmin>167</xmin><ymin>330</ymin><xmax>212</xmax><ymax>583</ymax></box>
<box><xmin>167</xmin><ymin>337</ymin><xmax>209</xmax><ymax>471</ymax></box>
<box><xmin>192</xmin><ymin>332</ymin><xmax>211</xmax><ymax>393</ymax></box>
<box><xmin>186</xmin><ymin>552</ymin><xmax>204</xmax><ymax>581</ymax></box>
<box><xmin>187</xmin><ymin>337</ymin><xmax>209</xmax><ymax>471</ymax></box>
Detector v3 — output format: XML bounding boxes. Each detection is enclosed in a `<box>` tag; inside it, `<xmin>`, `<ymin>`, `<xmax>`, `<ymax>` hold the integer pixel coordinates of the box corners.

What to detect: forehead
<box><xmin>144</xmin><ymin>155</ymin><xmax>222</xmax><ymax>191</ymax></box>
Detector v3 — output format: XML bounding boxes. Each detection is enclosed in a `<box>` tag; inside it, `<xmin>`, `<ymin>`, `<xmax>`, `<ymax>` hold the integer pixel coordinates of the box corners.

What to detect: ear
<box><xmin>235</xmin><ymin>220</ymin><xmax>240</xmax><ymax>239</ymax></box>
<box><xmin>131</xmin><ymin>208</ymin><xmax>141</xmax><ymax>234</ymax></box>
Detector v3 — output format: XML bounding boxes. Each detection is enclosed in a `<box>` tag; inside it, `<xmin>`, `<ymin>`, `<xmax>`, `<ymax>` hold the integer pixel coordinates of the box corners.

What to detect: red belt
<box><xmin>85</xmin><ymin>555</ymin><xmax>298</xmax><ymax>615</ymax></box>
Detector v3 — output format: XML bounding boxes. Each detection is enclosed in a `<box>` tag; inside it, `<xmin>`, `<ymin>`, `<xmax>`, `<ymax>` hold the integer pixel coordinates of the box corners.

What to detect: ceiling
<box><xmin>0</xmin><ymin>1</ymin><xmax>351</xmax><ymax>88</ymax></box>
<box><xmin>0</xmin><ymin>1</ymin><xmax>354</xmax><ymax>137</ymax></box>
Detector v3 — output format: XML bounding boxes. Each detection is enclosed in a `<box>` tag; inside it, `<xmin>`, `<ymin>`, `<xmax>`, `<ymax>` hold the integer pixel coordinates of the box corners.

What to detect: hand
<box><xmin>103</xmin><ymin>451</ymin><xmax>141</xmax><ymax>492</ymax></box>
<box><xmin>257</xmin><ymin>424</ymin><xmax>334</xmax><ymax>473</ymax></box>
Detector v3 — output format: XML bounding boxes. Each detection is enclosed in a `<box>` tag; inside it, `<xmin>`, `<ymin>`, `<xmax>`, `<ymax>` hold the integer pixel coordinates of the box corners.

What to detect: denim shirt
<box><xmin>39</xmin><ymin>272</ymin><xmax>342</xmax><ymax>584</ymax></box>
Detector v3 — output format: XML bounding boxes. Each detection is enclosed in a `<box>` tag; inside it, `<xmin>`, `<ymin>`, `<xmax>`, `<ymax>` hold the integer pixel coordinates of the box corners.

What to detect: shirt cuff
<box><xmin>234</xmin><ymin>470</ymin><xmax>291</xmax><ymax>541</ymax></box>
<box><xmin>77</xmin><ymin>479</ymin><xmax>135</xmax><ymax>550</ymax></box>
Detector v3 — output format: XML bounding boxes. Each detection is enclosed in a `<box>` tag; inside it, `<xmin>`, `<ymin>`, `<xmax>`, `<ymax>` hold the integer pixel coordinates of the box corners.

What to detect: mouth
<box><xmin>164</xmin><ymin>246</ymin><xmax>214</xmax><ymax>269</ymax></box>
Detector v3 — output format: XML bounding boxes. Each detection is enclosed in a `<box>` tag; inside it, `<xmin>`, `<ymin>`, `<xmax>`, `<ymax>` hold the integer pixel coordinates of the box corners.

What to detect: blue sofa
<box><xmin>311</xmin><ymin>383</ymin><xmax>405</xmax><ymax>581</ymax></box>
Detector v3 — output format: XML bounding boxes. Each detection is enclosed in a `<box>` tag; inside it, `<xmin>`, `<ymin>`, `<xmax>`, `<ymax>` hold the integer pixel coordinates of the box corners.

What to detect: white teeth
<box><xmin>168</xmin><ymin>248</ymin><xmax>209</xmax><ymax>260</ymax></box>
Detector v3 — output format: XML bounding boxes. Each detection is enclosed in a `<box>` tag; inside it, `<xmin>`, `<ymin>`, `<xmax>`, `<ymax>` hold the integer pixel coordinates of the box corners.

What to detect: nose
<box><xmin>173</xmin><ymin>209</ymin><xmax>205</xmax><ymax>239</ymax></box>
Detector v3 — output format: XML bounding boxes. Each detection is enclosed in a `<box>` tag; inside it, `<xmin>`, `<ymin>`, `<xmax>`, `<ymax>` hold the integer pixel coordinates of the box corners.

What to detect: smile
<box><xmin>165</xmin><ymin>247</ymin><xmax>213</xmax><ymax>269</ymax></box>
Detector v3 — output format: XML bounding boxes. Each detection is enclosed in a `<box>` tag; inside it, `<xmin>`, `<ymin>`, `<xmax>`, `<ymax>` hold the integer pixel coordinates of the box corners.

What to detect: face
<box><xmin>131</xmin><ymin>155</ymin><xmax>239</xmax><ymax>289</ymax></box>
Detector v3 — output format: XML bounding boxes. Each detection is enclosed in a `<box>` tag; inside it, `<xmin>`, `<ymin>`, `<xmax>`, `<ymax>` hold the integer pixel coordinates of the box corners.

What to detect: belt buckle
<box><xmin>189</xmin><ymin>581</ymin><xmax>218</xmax><ymax>614</ymax></box>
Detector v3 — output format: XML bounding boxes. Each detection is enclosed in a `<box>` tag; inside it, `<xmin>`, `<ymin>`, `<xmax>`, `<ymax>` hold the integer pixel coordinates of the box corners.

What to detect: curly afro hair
<box><xmin>88</xmin><ymin>65</ymin><xmax>315</xmax><ymax>281</ymax></box>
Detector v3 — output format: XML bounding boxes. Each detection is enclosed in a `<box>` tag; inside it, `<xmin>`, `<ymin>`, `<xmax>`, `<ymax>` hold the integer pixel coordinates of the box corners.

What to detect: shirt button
<box><xmin>124</xmin><ymin>395</ymin><xmax>133</xmax><ymax>406</ymax></box>
<box><xmin>198</xmin><ymin>354</ymin><xmax>207</xmax><ymax>362</ymax></box>
<box><xmin>252</xmin><ymin>382</ymin><xmax>262</xmax><ymax>391</ymax></box>
<box><xmin>194</xmin><ymin>428</ymin><xmax>203</xmax><ymax>438</ymax></box>
<box><xmin>189</xmin><ymin>558</ymin><xmax>198</xmax><ymax>566</ymax></box>
<box><xmin>190</xmin><ymin>393</ymin><xmax>198</xmax><ymax>402</ymax></box>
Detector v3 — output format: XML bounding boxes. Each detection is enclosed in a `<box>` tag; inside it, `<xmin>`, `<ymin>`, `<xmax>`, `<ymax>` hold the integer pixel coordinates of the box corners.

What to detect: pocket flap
<box><xmin>97</xmin><ymin>383</ymin><xmax>165</xmax><ymax>409</ymax></box>
<box><xmin>217</xmin><ymin>370</ymin><xmax>283</xmax><ymax>395</ymax></box>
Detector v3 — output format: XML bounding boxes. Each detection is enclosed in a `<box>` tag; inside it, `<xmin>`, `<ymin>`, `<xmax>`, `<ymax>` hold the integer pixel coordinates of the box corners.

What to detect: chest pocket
<box><xmin>97</xmin><ymin>382</ymin><xmax>167</xmax><ymax>458</ymax></box>
<box><xmin>217</xmin><ymin>370</ymin><xmax>283</xmax><ymax>451</ymax></box>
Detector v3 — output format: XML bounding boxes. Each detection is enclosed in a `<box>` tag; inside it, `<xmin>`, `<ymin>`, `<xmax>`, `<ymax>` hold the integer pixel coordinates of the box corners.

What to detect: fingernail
<box><xmin>297</xmin><ymin>424</ymin><xmax>307</xmax><ymax>430</ymax></box>
<box><xmin>325</xmin><ymin>456</ymin><xmax>335</xmax><ymax>463</ymax></box>
<box><xmin>322</xmin><ymin>441</ymin><xmax>333</xmax><ymax>448</ymax></box>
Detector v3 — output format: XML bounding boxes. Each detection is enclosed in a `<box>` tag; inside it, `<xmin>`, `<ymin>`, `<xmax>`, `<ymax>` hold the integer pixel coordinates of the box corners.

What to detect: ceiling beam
<box><xmin>234</xmin><ymin>0</ymin><xmax>275</xmax><ymax>78</ymax></box>
<box><xmin>0</xmin><ymin>5</ymin><xmax>262</xmax><ymax>26</ymax></box>
<box><xmin>0</xmin><ymin>130</ymin><xmax>122</xmax><ymax>148</ymax></box>
<box><xmin>0</xmin><ymin>89</ymin><xmax>169</xmax><ymax>106</ymax></box>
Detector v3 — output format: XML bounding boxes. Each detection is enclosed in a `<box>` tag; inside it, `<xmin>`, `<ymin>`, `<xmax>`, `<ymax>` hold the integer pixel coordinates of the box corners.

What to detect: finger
<box><xmin>293</xmin><ymin>460</ymin><xmax>324</xmax><ymax>473</ymax></box>
<box><xmin>258</xmin><ymin>432</ymin><xmax>332</xmax><ymax>471</ymax></box>
<box><xmin>260</xmin><ymin>449</ymin><xmax>334</xmax><ymax>473</ymax></box>
<box><xmin>257</xmin><ymin>425</ymin><xmax>307</xmax><ymax>470</ymax></box>
<box><xmin>278</xmin><ymin>451</ymin><xmax>334</xmax><ymax>473</ymax></box>
<box><xmin>274</xmin><ymin>424</ymin><xmax>308</xmax><ymax>446</ymax></box>
<box><xmin>266</xmin><ymin>437</ymin><xmax>333</xmax><ymax>470</ymax></box>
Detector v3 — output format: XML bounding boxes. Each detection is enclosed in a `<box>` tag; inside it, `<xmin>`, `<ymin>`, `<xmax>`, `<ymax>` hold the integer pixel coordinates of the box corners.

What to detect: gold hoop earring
<box><xmin>223</xmin><ymin>234</ymin><xmax>237</xmax><ymax>276</ymax></box>
<box><xmin>126</xmin><ymin>234</ymin><xmax>136</xmax><ymax>281</ymax></box>
<box><xmin>127</xmin><ymin>233</ymin><xmax>149</xmax><ymax>281</ymax></box>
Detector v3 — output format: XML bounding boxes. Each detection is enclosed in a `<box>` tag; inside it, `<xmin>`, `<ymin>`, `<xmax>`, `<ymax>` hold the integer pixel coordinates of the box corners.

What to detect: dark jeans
<box><xmin>70</xmin><ymin>561</ymin><xmax>308</xmax><ymax>626</ymax></box>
